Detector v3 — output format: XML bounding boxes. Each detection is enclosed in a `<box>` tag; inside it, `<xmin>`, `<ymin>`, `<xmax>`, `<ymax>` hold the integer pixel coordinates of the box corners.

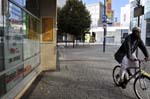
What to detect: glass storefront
<box><xmin>0</xmin><ymin>0</ymin><xmax>40</xmax><ymax>97</ymax></box>
<box><xmin>144</xmin><ymin>0</ymin><xmax>150</xmax><ymax>46</ymax></box>
<box><xmin>144</xmin><ymin>0</ymin><xmax>150</xmax><ymax>19</ymax></box>
<box><xmin>146</xmin><ymin>20</ymin><xmax>150</xmax><ymax>46</ymax></box>
<box><xmin>0</xmin><ymin>0</ymin><xmax>5</xmax><ymax>97</ymax></box>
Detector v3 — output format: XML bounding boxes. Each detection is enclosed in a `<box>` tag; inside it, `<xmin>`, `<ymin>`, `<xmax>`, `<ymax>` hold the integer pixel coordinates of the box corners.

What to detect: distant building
<box><xmin>90</xmin><ymin>27</ymin><xmax>129</xmax><ymax>45</ymax></box>
<box><xmin>144</xmin><ymin>0</ymin><xmax>150</xmax><ymax>46</ymax></box>
<box><xmin>114</xmin><ymin>17</ymin><xmax>118</xmax><ymax>22</ymax></box>
<box><xmin>129</xmin><ymin>0</ymin><xmax>149</xmax><ymax>45</ymax></box>
<box><xmin>85</xmin><ymin>2</ymin><xmax>119</xmax><ymax>45</ymax></box>
<box><xmin>86</xmin><ymin>2</ymin><xmax>114</xmax><ymax>28</ymax></box>
<box><xmin>120</xmin><ymin>4</ymin><xmax>131</xmax><ymax>27</ymax></box>
<box><xmin>113</xmin><ymin>22</ymin><xmax>120</xmax><ymax>27</ymax></box>
<box><xmin>130</xmin><ymin>0</ymin><xmax>139</xmax><ymax>30</ymax></box>
<box><xmin>113</xmin><ymin>17</ymin><xmax>119</xmax><ymax>26</ymax></box>
<box><xmin>120</xmin><ymin>0</ymin><xmax>150</xmax><ymax>45</ymax></box>
<box><xmin>86</xmin><ymin>2</ymin><xmax>104</xmax><ymax>28</ymax></box>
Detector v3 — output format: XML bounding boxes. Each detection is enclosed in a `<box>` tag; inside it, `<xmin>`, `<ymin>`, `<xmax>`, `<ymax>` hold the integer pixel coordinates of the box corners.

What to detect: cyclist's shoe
<box><xmin>121</xmin><ymin>83</ymin><xmax>126</xmax><ymax>89</ymax></box>
<box><xmin>119</xmin><ymin>78</ymin><xmax>127</xmax><ymax>89</ymax></box>
<box><xmin>119</xmin><ymin>81</ymin><xmax>126</xmax><ymax>89</ymax></box>
<box><xmin>124</xmin><ymin>77</ymin><xmax>128</xmax><ymax>84</ymax></box>
<box><xmin>128</xmin><ymin>72</ymin><xmax>132</xmax><ymax>77</ymax></box>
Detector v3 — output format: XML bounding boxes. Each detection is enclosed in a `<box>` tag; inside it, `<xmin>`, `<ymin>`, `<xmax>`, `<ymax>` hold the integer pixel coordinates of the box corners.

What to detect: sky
<box><xmin>57</xmin><ymin>0</ymin><xmax>67</xmax><ymax>7</ymax></box>
<box><xmin>82</xmin><ymin>0</ymin><xmax>129</xmax><ymax>22</ymax></box>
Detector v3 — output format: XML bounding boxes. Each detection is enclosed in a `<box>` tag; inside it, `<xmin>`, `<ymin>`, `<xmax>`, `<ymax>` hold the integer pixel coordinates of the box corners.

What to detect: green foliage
<box><xmin>57</xmin><ymin>0</ymin><xmax>91</xmax><ymax>37</ymax></box>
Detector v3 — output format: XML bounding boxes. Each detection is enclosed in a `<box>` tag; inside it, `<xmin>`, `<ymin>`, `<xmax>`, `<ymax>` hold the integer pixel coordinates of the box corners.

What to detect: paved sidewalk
<box><xmin>21</xmin><ymin>45</ymin><xmax>150</xmax><ymax>99</ymax></box>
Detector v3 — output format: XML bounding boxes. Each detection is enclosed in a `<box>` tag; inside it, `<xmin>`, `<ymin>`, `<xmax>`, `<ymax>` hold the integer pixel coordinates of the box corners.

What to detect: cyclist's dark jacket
<box><xmin>114</xmin><ymin>34</ymin><xmax>149</xmax><ymax>63</ymax></box>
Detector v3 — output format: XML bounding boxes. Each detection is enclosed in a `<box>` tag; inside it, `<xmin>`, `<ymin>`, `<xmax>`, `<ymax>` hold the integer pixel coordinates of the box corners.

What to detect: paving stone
<box><xmin>22</xmin><ymin>45</ymin><xmax>150</xmax><ymax>99</ymax></box>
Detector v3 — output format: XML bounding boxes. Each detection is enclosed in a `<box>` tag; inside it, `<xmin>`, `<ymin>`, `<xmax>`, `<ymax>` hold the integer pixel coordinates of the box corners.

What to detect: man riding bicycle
<box><xmin>114</xmin><ymin>27</ymin><xmax>149</xmax><ymax>88</ymax></box>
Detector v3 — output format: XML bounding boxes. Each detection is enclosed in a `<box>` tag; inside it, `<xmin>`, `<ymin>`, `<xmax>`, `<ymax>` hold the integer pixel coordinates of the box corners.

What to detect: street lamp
<box><xmin>137</xmin><ymin>0</ymin><xmax>141</xmax><ymax>26</ymax></box>
<box><xmin>103</xmin><ymin>0</ymin><xmax>107</xmax><ymax>53</ymax></box>
<box><xmin>135</xmin><ymin>0</ymin><xmax>142</xmax><ymax>57</ymax></box>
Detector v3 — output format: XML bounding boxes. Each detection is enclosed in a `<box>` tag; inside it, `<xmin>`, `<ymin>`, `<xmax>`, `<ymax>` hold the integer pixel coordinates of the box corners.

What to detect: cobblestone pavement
<box><xmin>22</xmin><ymin>45</ymin><xmax>150</xmax><ymax>99</ymax></box>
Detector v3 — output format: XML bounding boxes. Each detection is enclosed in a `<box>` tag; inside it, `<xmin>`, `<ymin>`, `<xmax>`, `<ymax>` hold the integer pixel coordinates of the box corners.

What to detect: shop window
<box><xmin>0</xmin><ymin>0</ymin><xmax>40</xmax><ymax>97</ymax></box>
<box><xmin>12</xmin><ymin>0</ymin><xmax>26</xmax><ymax>6</ymax></box>
<box><xmin>10</xmin><ymin>0</ymin><xmax>40</xmax><ymax>17</ymax></box>
<box><xmin>146</xmin><ymin>21</ymin><xmax>150</xmax><ymax>46</ymax></box>
<box><xmin>0</xmin><ymin>0</ymin><xmax>5</xmax><ymax>96</ymax></box>
<box><xmin>0</xmin><ymin>75</ymin><xmax>5</xmax><ymax>97</ymax></box>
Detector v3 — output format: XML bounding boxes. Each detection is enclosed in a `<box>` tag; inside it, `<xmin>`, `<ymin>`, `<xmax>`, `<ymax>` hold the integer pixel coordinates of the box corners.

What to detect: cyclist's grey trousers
<box><xmin>120</xmin><ymin>52</ymin><xmax>139</xmax><ymax>82</ymax></box>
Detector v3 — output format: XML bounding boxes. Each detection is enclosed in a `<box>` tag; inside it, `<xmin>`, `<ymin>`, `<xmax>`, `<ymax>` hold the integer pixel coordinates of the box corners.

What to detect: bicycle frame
<box><xmin>125</xmin><ymin>59</ymin><xmax>150</xmax><ymax>84</ymax></box>
<box><xmin>125</xmin><ymin>68</ymin><xmax>141</xmax><ymax>83</ymax></box>
<box><xmin>141</xmin><ymin>70</ymin><xmax>150</xmax><ymax>78</ymax></box>
<box><xmin>113</xmin><ymin>59</ymin><xmax>150</xmax><ymax>99</ymax></box>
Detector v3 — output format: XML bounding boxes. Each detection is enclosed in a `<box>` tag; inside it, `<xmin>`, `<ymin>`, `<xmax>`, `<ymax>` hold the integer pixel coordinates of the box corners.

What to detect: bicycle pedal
<box><xmin>121</xmin><ymin>84</ymin><xmax>126</xmax><ymax>89</ymax></box>
<box><xmin>119</xmin><ymin>81</ymin><xmax>127</xmax><ymax>89</ymax></box>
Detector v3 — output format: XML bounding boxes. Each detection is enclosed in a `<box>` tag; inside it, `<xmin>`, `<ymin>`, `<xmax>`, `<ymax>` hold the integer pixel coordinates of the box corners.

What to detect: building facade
<box><xmin>0</xmin><ymin>0</ymin><xmax>57</xmax><ymax>98</ymax></box>
<box><xmin>129</xmin><ymin>0</ymin><xmax>146</xmax><ymax>44</ymax></box>
<box><xmin>90</xmin><ymin>27</ymin><xmax>129</xmax><ymax>45</ymax></box>
<box><xmin>120</xmin><ymin>4</ymin><xmax>131</xmax><ymax>27</ymax></box>
<box><xmin>86</xmin><ymin>2</ymin><xmax>104</xmax><ymax>28</ymax></box>
<box><xmin>144</xmin><ymin>0</ymin><xmax>150</xmax><ymax>46</ymax></box>
<box><xmin>130</xmin><ymin>0</ymin><xmax>139</xmax><ymax>29</ymax></box>
<box><xmin>120</xmin><ymin>3</ymin><xmax>131</xmax><ymax>43</ymax></box>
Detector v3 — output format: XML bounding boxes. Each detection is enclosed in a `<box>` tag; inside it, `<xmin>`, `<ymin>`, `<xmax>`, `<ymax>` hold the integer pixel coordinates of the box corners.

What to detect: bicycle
<box><xmin>112</xmin><ymin>59</ymin><xmax>150</xmax><ymax>99</ymax></box>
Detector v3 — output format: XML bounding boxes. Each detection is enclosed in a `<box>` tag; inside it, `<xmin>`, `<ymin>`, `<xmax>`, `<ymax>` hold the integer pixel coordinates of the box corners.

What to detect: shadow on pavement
<box><xmin>21</xmin><ymin>73</ymin><xmax>44</xmax><ymax>99</ymax></box>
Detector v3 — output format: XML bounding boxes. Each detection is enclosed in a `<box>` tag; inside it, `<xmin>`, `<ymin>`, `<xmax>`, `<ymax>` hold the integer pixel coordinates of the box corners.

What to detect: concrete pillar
<box><xmin>40</xmin><ymin>0</ymin><xmax>57</xmax><ymax>71</ymax></box>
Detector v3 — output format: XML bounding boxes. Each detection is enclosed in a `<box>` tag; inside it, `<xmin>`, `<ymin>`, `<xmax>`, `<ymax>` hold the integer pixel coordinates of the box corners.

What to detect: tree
<box><xmin>57</xmin><ymin>0</ymin><xmax>91</xmax><ymax>41</ymax></box>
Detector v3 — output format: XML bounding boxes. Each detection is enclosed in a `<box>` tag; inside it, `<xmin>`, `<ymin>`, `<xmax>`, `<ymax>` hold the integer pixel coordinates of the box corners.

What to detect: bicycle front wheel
<box><xmin>112</xmin><ymin>65</ymin><xmax>121</xmax><ymax>86</ymax></box>
<box><xmin>134</xmin><ymin>75</ymin><xmax>150</xmax><ymax>99</ymax></box>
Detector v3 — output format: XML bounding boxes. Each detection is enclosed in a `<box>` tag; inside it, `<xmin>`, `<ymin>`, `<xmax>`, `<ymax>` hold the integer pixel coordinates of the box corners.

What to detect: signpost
<box><xmin>103</xmin><ymin>0</ymin><xmax>107</xmax><ymax>53</ymax></box>
<box><xmin>134</xmin><ymin>0</ymin><xmax>144</xmax><ymax>57</ymax></box>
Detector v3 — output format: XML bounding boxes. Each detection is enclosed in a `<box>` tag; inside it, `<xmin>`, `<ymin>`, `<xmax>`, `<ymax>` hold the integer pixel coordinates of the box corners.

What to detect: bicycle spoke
<box><xmin>139</xmin><ymin>77</ymin><xmax>147</xmax><ymax>90</ymax></box>
<box><xmin>134</xmin><ymin>76</ymin><xmax>150</xmax><ymax>99</ymax></box>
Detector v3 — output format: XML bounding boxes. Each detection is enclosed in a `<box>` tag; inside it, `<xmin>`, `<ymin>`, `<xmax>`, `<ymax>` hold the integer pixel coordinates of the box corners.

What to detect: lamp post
<box><xmin>137</xmin><ymin>0</ymin><xmax>141</xmax><ymax>26</ymax></box>
<box><xmin>136</xmin><ymin>0</ymin><xmax>141</xmax><ymax>57</ymax></box>
<box><xmin>103</xmin><ymin>0</ymin><xmax>107</xmax><ymax>52</ymax></box>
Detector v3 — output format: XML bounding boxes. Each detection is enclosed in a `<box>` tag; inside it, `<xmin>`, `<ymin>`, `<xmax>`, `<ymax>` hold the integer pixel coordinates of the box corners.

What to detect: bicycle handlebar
<box><xmin>135</xmin><ymin>59</ymin><xmax>150</xmax><ymax>70</ymax></box>
<box><xmin>133</xmin><ymin>59</ymin><xmax>147</xmax><ymax>62</ymax></box>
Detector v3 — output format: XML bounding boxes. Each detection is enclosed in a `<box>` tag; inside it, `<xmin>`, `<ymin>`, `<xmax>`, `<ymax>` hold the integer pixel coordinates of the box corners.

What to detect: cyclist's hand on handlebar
<box><xmin>129</xmin><ymin>58</ymin><xmax>137</xmax><ymax>61</ymax></box>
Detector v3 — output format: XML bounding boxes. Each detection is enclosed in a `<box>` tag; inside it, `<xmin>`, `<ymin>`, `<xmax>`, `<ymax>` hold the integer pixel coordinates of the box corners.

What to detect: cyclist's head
<box><xmin>132</xmin><ymin>27</ymin><xmax>141</xmax><ymax>39</ymax></box>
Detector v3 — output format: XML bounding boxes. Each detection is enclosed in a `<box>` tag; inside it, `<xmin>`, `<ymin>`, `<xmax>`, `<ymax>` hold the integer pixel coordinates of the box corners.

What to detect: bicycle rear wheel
<box><xmin>134</xmin><ymin>75</ymin><xmax>150</xmax><ymax>99</ymax></box>
<box><xmin>112</xmin><ymin>65</ymin><xmax>121</xmax><ymax>86</ymax></box>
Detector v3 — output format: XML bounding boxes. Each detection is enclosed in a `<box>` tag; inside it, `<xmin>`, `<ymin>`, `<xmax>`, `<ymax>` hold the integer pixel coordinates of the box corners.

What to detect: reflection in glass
<box><xmin>0</xmin><ymin>1</ymin><xmax>40</xmax><ymax>94</ymax></box>
<box><xmin>13</xmin><ymin>0</ymin><xmax>26</xmax><ymax>6</ymax></box>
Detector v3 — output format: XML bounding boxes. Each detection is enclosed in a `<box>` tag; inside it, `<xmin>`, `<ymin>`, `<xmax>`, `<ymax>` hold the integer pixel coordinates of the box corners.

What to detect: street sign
<box><xmin>134</xmin><ymin>6</ymin><xmax>144</xmax><ymax>17</ymax></box>
<box><xmin>102</xmin><ymin>15</ymin><xmax>107</xmax><ymax>22</ymax></box>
